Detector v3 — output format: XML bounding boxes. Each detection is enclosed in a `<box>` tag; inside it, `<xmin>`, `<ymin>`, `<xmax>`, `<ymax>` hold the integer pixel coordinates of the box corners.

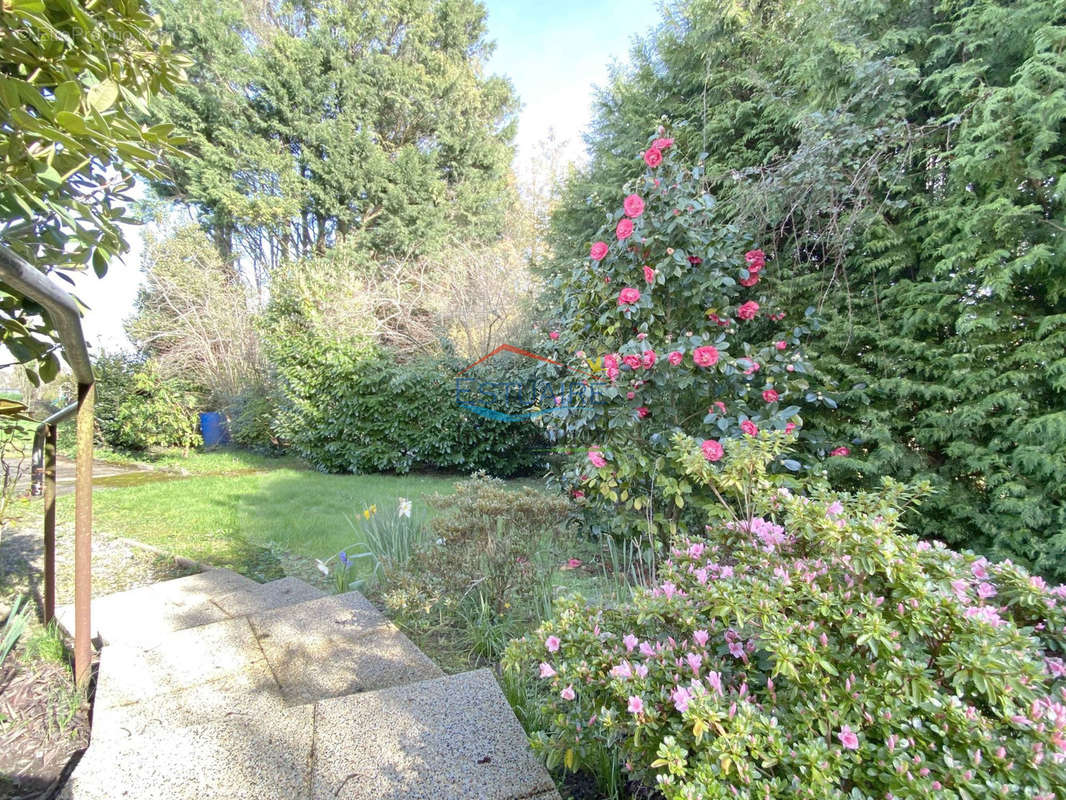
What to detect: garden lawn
<box><xmin>53</xmin><ymin>449</ymin><xmax>515</xmax><ymax>576</ymax></box>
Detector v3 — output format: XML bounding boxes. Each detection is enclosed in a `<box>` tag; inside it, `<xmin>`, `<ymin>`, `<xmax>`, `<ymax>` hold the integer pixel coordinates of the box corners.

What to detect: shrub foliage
<box><xmin>506</xmin><ymin>434</ymin><xmax>1066</xmax><ymax>798</ymax></box>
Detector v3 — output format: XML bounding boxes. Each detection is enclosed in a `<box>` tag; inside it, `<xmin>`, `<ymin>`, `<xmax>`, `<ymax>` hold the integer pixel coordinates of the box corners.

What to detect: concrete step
<box><xmin>63</xmin><ymin>670</ymin><xmax>559</xmax><ymax>800</ymax></box>
<box><xmin>56</xmin><ymin>571</ymin><xmax>327</xmax><ymax>650</ymax></box>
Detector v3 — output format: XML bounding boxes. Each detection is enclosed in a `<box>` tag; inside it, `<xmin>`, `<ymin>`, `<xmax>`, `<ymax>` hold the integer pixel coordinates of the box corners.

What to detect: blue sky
<box><xmin>74</xmin><ymin>1</ymin><xmax>659</xmax><ymax>351</ymax></box>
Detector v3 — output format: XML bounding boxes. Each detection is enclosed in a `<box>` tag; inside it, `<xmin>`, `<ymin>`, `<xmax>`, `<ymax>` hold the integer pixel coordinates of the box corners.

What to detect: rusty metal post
<box><xmin>74</xmin><ymin>382</ymin><xmax>94</xmax><ymax>687</ymax></box>
<box><xmin>43</xmin><ymin>423</ymin><xmax>57</xmax><ymax>624</ymax></box>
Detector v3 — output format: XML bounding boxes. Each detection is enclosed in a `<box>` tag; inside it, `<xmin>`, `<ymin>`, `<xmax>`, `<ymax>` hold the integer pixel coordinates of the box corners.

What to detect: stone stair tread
<box><xmin>310</xmin><ymin>669</ymin><xmax>560</xmax><ymax>800</ymax></box>
<box><xmin>249</xmin><ymin>592</ymin><xmax>443</xmax><ymax>705</ymax></box>
<box><xmin>55</xmin><ymin>568</ymin><xmax>257</xmax><ymax>648</ymax></box>
<box><xmin>94</xmin><ymin>617</ymin><xmax>266</xmax><ymax>709</ymax></box>
<box><xmin>210</xmin><ymin>575</ymin><xmax>326</xmax><ymax>618</ymax></box>
<box><xmin>92</xmin><ymin>660</ymin><xmax>284</xmax><ymax>745</ymax></box>
<box><xmin>59</xmin><ymin>704</ymin><xmax>314</xmax><ymax>800</ymax></box>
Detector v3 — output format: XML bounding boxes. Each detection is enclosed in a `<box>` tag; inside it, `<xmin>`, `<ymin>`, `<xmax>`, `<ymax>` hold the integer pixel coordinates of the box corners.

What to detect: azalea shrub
<box><xmin>540</xmin><ymin>132</ymin><xmax>840</xmax><ymax>544</ymax></box>
<box><xmin>504</xmin><ymin>433</ymin><xmax>1066</xmax><ymax>799</ymax></box>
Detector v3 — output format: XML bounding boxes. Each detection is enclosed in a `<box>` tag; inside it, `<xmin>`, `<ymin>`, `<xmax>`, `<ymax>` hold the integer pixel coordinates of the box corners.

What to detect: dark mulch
<box><xmin>0</xmin><ymin>652</ymin><xmax>90</xmax><ymax>800</ymax></box>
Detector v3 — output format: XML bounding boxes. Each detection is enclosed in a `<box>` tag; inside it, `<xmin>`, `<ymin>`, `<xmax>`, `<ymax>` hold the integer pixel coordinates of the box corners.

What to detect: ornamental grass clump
<box><xmin>504</xmin><ymin>433</ymin><xmax>1066</xmax><ymax>799</ymax></box>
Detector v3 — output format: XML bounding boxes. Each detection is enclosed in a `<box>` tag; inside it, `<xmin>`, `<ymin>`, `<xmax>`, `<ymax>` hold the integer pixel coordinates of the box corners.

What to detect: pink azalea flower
<box><xmin>762</xmin><ymin>389</ymin><xmax>779</xmax><ymax>403</ymax></box>
<box><xmin>785</xmin><ymin>422</ymin><xmax>796</xmax><ymax>434</ymax></box>
<box><xmin>707</xmin><ymin>671</ymin><xmax>723</xmax><ymax>695</ymax></box>
<box><xmin>701</xmin><ymin>439</ymin><xmax>724</xmax><ymax>462</ymax></box>
<box><xmin>539</xmin><ymin>662</ymin><xmax>556</xmax><ymax>678</ymax></box>
<box><xmin>545</xmin><ymin>635</ymin><xmax>561</xmax><ymax>653</ymax></box>
<box><xmin>692</xmin><ymin>346</ymin><xmax>719</xmax><ymax>367</ymax></box>
<box><xmin>740</xmin><ymin>420</ymin><xmax>759</xmax><ymax>437</ymax></box>
<box><xmin>587</xmin><ymin>449</ymin><xmax>607</xmax><ymax>468</ymax></box>
<box><xmin>617</xmin><ymin>287</ymin><xmax>641</xmax><ymax>306</ymax></box>
<box><xmin>775</xmin><ymin>340</ymin><xmax>787</xmax><ymax>350</ymax></box>
<box><xmin>838</xmin><ymin>725</ymin><xmax>860</xmax><ymax>750</ymax></box>
<box><xmin>639</xmin><ymin>642</ymin><xmax>655</xmax><ymax>657</ymax></box>
<box><xmin>686</xmin><ymin>652</ymin><xmax>702</xmax><ymax>675</ymax></box>
<box><xmin>633</xmin><ymin>663</ymin><xmax>648</xmax><ymax>679</ymax></box>
<box><xmin>737</xmin><ymin>301</ymin><xmax>760</xmax><ymax>321</ymax></box>
<box><xmin>590</xmin><ymin>241</ymin><xmax>608</xmax><ymax>261</ymax></box>
<box><xmin>977</xmin><ymin>582</ymin><xmax>997</xmax><ymax>599</ymax></box>
<box><xmin>611</xmin><ymin>661</ymin><xmax>633</xmax><ymax>679</ymax></box>
<box><xmin>671</xmin><ymin>685</ymin><xmax>691</xmax><ymax>713</ymax></box>
<box><xmin>693</xmin><ymin>630</ymin><xmax>709</xmax><ymax>647</ymax></box>
<box><xmin>668</xmin><ymin>350</ymin><xmax>683</xmax><ymax>365</ymax></box>
<box><xmin>616</xmin><ymin>217</ymin><xmax>634</xmax><ymax>240</ymax></box>
<box><xmin>972</xmin><ymin>559</ymin><xmax>989</xmax><ymax>580</ymax></box>
<box><xmin>548</xmin><ymin>330</ymin><xmax>559</xmax><ymax>340</ymax></box>
<box><xmin>643</xmin><ymin>148</ymin><xmax>662</xmax><ymax>168</ymax></box>
<box><xmin>643</xmin><ymin>265</ymin><xmax>656</xmax><ymax>283</ymax></box>
<box><xmin>622</xmin><ymin>634</ymin><xmax>638</xmax><ymax>652</ymax></box>
<box><xmin>826</xmin><ymin>501</ymin><xmax>844</xmax><ymax>518</ymax></box>
<box><xmin>560</xmin><ymin>684</ymin><xmax>576</xmax><ymax>701</ymax></box>
<box><xmin>627</xmin><ymin>695</ymin><xmax>645</xmax><ymax>714</ymax></box>
<box><xmin>566</xmin><ymin>558</ymin><xmax>582</xmax><ymax>568</ymax></box>
<box><xmin>831</xmin><ymin>446</ymin><xmax>850</xmax><ymax>457</ymax></box>
<box><xmin>623</xmin><ymin>194</ymin><xmax>645</xmax><ymax>217</ymax></box>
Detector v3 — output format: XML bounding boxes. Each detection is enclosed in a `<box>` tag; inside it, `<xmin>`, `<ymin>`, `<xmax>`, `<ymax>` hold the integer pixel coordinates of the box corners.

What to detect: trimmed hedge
<box><xmin>271</xmin><ymin>341</ymin><xmax>546</xmax><ymax>476</ymax></box>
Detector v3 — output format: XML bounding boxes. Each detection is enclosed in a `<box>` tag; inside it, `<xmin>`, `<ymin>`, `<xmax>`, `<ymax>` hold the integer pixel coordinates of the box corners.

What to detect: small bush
<box><xmin>226</xmin><ymin>387</ymin><xmax>280</xmax><ymax>452</ymax></box>
<box><xmin>111</xmin><ymin>362</ymin><xmax>200</xmax><ymax>451</ymax></box>
<box><xmin>382</xmin><ymin>474</ymin><xmax>571</xmax><ymax>619</ymax></box>
<box><xmin>505</xmin><ymin>434</ymin><xmax>1066</xmax><ymax>799</ymax></box>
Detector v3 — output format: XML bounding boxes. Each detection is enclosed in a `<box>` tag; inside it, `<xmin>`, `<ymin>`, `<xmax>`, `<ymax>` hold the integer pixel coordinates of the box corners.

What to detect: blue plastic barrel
<box><xmin>199</xmin><ymin>412</ymin><xmax>228</xmax><ymax>447</ymax></box>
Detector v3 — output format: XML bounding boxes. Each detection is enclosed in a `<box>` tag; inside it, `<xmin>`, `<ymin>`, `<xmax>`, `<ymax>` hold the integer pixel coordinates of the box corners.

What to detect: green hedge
<box><xmin>270</xmin><ymin>341</ymin><xmax>546</xmax><ymax>476</ymax></box>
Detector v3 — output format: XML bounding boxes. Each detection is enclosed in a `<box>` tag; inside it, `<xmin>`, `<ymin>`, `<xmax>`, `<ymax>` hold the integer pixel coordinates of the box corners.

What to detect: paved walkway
<box><xmin>55</xmin><ymin>570</ymin><xmax>558</xmax><ymax>799</ymax></box>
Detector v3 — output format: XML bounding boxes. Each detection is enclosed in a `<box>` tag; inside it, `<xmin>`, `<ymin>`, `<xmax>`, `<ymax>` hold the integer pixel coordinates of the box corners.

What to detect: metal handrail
<box><xmin>0</xmin><ymin>245</ymin><xmax>95</xmax><ymax>686</ymax></box>
<box><xmin>30</xmin><ymin>402</ymin><xmax>76</xmax><ymax>496</ymax></box>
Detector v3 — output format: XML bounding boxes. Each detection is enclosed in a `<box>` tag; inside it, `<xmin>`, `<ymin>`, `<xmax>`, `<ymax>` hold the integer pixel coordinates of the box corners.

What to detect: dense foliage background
<box><xmin>544</xmin><ymin>0</ymin><xmax>1066</xmax><ymax>579</ymax></box>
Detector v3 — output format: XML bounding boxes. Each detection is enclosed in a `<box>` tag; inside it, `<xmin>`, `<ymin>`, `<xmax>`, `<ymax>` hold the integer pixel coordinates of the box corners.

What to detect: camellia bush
<box><xmin>541</xmin><ymin>133</ymin><xmax>840</xmax><ymax>544</ymax></box>
<box><xmin>505</xmin><ymin>432</ymin><xmax>1066</xmax><ymax>799</ymax></box>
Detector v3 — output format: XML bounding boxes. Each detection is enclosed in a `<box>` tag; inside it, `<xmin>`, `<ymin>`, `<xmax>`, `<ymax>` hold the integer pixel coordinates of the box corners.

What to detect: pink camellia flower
<box><xmin>626</xmin><ymin>391</ymin><xmax>635</xmax><ymax>400</ymax></box>
<box><xmin>741</xmin><ymin>420</ymin><xmax>759</xmax><ymax>437</ymax></box>
<box><xmin>549</xmin><ymin>330</ymin><xmax>559</xmax><ymax>340</ymax></box>
<box><xmin>688</xmin><ymin>255</ymin><xmax>702</xmax><ymax>266</ymax></box>
<box><xmin>545</xmin><ymin>635</ymin><xmax>561</xmax><ymax>653</ymax></box>
<box><xmin>775</xmin><ymin>340</ymin><xmax>787</xmax><ymax>350</ymax></box>
<box><xmin>618</xmin><ymin>287</ymin><xmax>641</xmax><ymax>306</ymax></box>
<box><xmin>714</xmin><ymin>401</ymin><xmax>727</xmax><ymax>414</ymax></box>
<box><xmin>560</xmin><ymin>685</ymin><xmax>576</xmax><ymax>701</ymax></box>
<box><xmin>623</xmin><ymin>354</ymin><xmax>642</xmax><ymax>370</ymax></box>
<box><xmin>566</xmin><ymin>558</ymin><xmax>582</xmax><ymax>568</ymax></box>
<box><xmin>668</xmin><ymin>350</ymin><xmax>683</xmax><ymax>365</ymax></box>
<box><xmin>692</xmin><ymin>346</ymin><xmax>719</xmax><ymax>367</ymax></box>
<box><xmin>643</xmin><ymin>148</ymin><xmax>662</xmax><ymax>168</ymax></box>
<box><xmin>652</xmin><ymin>137</ymin><xmax>674</xmax><ymax>151</ymax></box>
<box><xmin>623</xmin><ymin>634</ymin><xmax>639</xmax><ymax>652</ymax></box>
<box><xmin>616</xmin><ymin>217</ymin><xmax>634</xmax><ymax>240</ymax></box>
<box><xmin>737</xmin><ymin>301</ymin><xmax>760</xmax><ymax>321</ymax></box>
<box><xmin>739</xmin><ymin>274</ymin><xmax>759</xmax><ymax>287</ymax></box>
<box><xmin>745</xmin><ymin>249</ymin><xmax>766</xmax><ymax>270</ymax></box>
<box><xmin>623</xmin><ymin>194</ymin><xmax>645</xmax><ymax>217</ymax></box>
<box><xmin>785</xmin><ymin>422</ymin><xmax>796</xmax><ymax>434</ymax></box>
<box><xmin>576</xmin><ymin>350</ymin><xmax>586</xmax><ymax>359</ymax></box>
<box><xmin>831</xmin><ymin>446</ymin><xmax>850</xmax><ymax>457</ymax></box>
<box><xmin>539</xmin><ymin>662</ymin><xmax>556</xmax><ymax>678</ymax></box>
<box><xmin>837</xmin><ymin>725</ymin><xmax>860</xmax><ymax>750</ymax></box>
<box><xmin>627</xmin><ymin>695</ymin><xmax>645</xmax><ymax>714</ymax></box>
<box><xmin>763</xmin><ymin>389</ymin><xmax>779</xmax><ymax>404</ymax></box>
<box><xmin>642</xmin><ymin>350</ymin><xmax>656</xmax><ymax>368</ymax></box>
<box><xmin>587</xmin><ymin>449</ymin><xmax>607</xmax><ymax>468</ymax></box>
<box><xmin>702</xmin><ymin>439</ymin><xmax>724</xmax><ymax>462</ymax></box>
<box><xmin>603</xmin><ymin>353</ymin><xmax>619</xmax><ymax>371</ymax></box>
<box><xmin>590</xmin><ymin>241</ymin><xmax>609</xmax><ymax>261</ymax></box>
<box><xmin>637</xmin><ymin>406</ymin><xmax>650</xmax><ymax>418</ymax></box>
<box><xmin>643</xmin><ymin>265</ymin><xmax>656</xmax><ymax>284</ymax></box>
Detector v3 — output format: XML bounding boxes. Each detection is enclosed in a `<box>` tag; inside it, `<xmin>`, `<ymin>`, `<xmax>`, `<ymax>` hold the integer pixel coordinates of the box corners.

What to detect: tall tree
<box><xmin>150</xmin><ymin>0</ymin><xmax>519</xmax><ymax>287</ymax></box>
<box><xmin>546</xmin><ymin>0</ymin><xmax>1066</xmax><ymax>577</ymax></box>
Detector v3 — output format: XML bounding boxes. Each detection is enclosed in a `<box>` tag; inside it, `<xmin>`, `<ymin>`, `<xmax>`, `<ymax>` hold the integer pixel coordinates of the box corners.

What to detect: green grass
<box><xmin>55</xmin><ymin>448</ymin><xmax>533</xmax><ymax>573</ymax></box>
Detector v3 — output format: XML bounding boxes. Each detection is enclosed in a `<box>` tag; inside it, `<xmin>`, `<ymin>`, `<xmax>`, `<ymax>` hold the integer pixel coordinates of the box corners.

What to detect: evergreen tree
<box><xmin>150</xmin><ymin>0</ymin><xmax>519</xmax><ymax>285</ymax></box>
<box><xmin>546</xmin><ymin>0</ymin><xmax>1066</xmax><ymax>577</ymax></box>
